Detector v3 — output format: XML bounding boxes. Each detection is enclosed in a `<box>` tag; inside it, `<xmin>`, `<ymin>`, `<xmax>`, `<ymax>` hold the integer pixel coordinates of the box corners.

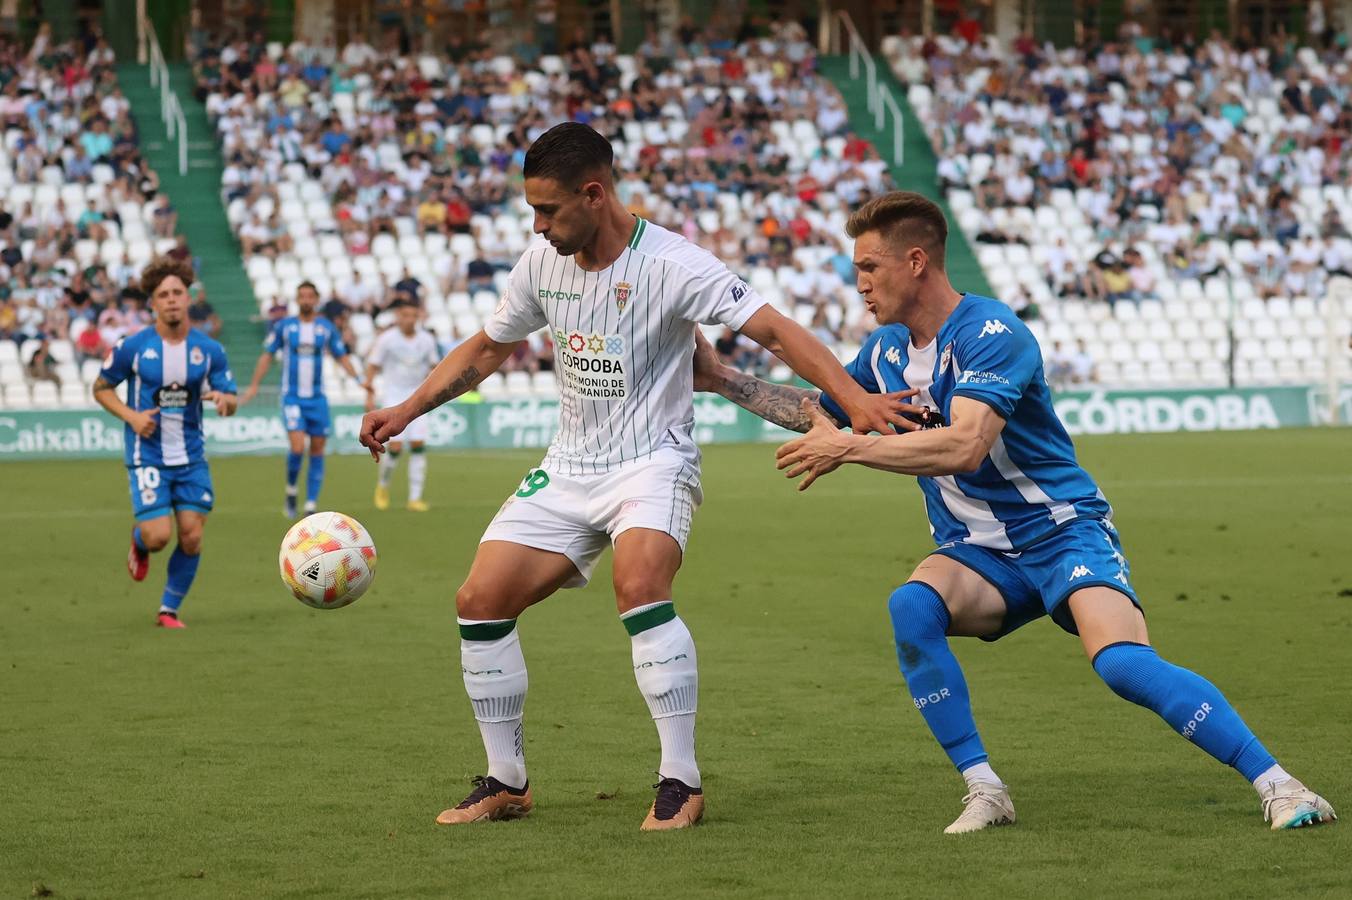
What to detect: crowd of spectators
<box><xmin>891</xmin><ymin>19</ymin><xmax>1352</xmax><ymax>304</ymax></box>
<box><xmin>0</xmin><ymin>26</ymin><xmax>203</xmax><ymax>381</ymax></box>
<box><xmin>192</xmin><ymin>18</ymin><xmax>895</xmax><ymax>371</ymax></box>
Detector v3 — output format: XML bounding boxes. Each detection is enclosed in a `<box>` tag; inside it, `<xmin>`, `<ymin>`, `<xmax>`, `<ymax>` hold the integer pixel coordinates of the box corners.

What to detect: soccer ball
<box><xmin>279</xmin><ymin>511</ymin><xmax>377</xmax><ymax>609</ymax></box>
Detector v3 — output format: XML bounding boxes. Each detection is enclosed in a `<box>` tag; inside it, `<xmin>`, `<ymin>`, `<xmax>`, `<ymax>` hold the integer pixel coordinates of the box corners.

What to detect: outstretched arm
<box><xmin>776</xmin><ymin>396</ymin><xmax>1008</xmax><ymax>490</ymax></box>
<box><xmin>692</xmin><ymin>328</ymin><xmax>834</xmax><ymax>433</ymax></box>
<box><xmin>736</xmin><ymin>305</ymin><xmax>915</xmax><ymax>434</ymax></box>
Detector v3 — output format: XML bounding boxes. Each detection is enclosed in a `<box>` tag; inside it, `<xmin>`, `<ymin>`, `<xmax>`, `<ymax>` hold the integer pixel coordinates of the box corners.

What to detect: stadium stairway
<box><xmin>819</xmin><ymin>56</ymin><xmax>992</xmax><ymax>298</ymax></box>
<box><xmin>120</xmin><ymin>62</ymin><xmax>260</xmax><ymax>368</ymax></box>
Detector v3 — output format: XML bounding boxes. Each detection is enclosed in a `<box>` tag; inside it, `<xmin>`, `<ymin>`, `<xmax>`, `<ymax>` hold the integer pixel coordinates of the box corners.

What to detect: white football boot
<box><xmin>944</xmin><ymin>781</ymin><xmax>1016</xmax><ymax>834</ymax></box>
<box><xmin>1260</xmin><ymin>779</ymin><xmax>1337</xmax><ymax>830</ymax></box>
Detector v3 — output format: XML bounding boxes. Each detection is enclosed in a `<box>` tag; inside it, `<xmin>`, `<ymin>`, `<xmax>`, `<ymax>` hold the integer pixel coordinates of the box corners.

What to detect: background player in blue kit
<box><xmin>695</xmin><ymin>192</ymin><xmax>1335</xmax><ymax>834</ymax></box>
<box><xmin>239</xmin><ymin>281</ymin><xmax>367</xmax><ymax>517</ymax></box>
<box><xmin>93</xmin><ymin>258</ymin><xmax>238</xmax><ymax>628</ymax></box>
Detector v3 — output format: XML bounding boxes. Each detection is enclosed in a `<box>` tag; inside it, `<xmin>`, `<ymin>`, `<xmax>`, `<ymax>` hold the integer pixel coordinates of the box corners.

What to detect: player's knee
<box><xmin>140</xmin><ymin>524</ymin><xmax>172</xmax><ymax>552</ymax></box>
<box><xmin>613</xmin><ymin>573</ymin><xmax>669</xmax><ymax>612</ymax></box>
<box><xmin>177</xmin><ymin>530</ymin><xmax>203</xmax><ymax>555</ymax></box>
<box><xmin>888</xmin><ymin>582</ymin><xmax>950</xmax><ymax>640</ymax></box>
<box><xmin>455</xmin><ymin>580</ymin><xmax>509</xmax><ymax>620</ymax></box>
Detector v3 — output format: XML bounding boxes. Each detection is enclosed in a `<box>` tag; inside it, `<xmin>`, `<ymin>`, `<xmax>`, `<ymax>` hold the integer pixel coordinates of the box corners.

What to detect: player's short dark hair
<box><xmin>297</xmin><ymin>280</ymin><xmax>319</xmax><ymax>297</ymax></box>
<box><xmin>846</xmin><ymin>191</ymin><xmax>949</xmax><ymax>270</ymax></box>
<box><xmin>523</xmin><ymin>122</ymin><xmax>614</xmax><ymax>189</ymax></box>
<box><xmin>388</xmin><ymin>298</ymin><xmax>417</xmax><ymax>311</ymax></box>
<box><xmin>140</xmin><ymin>257</ymin><xmax>195</xmax><ymax>297</ymax></box>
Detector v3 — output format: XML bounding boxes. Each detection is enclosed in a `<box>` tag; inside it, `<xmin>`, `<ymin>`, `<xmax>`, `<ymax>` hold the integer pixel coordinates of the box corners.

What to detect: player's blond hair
<box><xmin>846</xmin><ymin>191</ymin><xmax>948</xmax><ymax>270</ymax></box>
<box><xmin>140</xmin><ymin>257</ymin><xmax>196</xmax><ymax>298</ymax></box>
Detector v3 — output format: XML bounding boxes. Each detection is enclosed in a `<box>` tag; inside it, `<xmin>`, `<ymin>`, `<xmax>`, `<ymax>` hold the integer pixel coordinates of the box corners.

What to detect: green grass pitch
<box><xmin>3</xmin><ymin>429</ymin><xmax>1350</xmax><ymax>898</ymax></box>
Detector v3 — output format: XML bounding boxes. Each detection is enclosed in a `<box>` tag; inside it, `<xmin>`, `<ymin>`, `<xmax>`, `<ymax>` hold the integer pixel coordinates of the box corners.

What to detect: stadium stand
<box><xmin>0</xmin><ymin>30</ymin><xmax>201</xmax><ymax>411</ymax></box>
<box><xmin>191</xmin><ymin>22</ymin><xmax>897</xmax><ymax>401</ymax></box>
<box><xmin>883</xmin><ymin>28</ymin><xmax>1352</xmax><ymax>388</ymax></box>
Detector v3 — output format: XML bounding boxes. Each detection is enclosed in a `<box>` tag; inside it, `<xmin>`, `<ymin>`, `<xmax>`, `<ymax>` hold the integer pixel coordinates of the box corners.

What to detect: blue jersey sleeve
<box><xmin>326</xmin><ymin>321</ymin><xmax>348</xmax><ymax>358</ymax></box>
<box><xmin>98</xmin><ymin>337</ymin><xmax>135</xmax><ymax>387</ymax></box>
<box><xmin>818</xmin><ymin>335</ymin><xmax>881</xmax><ymax>424</ymax></box>
<box><xmin>208</xmin><ymin>342</ymin><xmax>237</xmax><ymax>394</ymax></box>
<box><xmin>950</xmin><ymin>311</ymin><xmax>1040</xmax><ymax>419</ymax></box>
<box><xmin>264</xmin><ymin>322</ymin><xmax>284</xmax><ymax>354</ymax></box>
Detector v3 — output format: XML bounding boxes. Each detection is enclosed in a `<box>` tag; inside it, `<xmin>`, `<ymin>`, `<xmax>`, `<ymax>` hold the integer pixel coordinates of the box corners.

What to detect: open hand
<box><xmin>842</xmin><ymin>388</ymin><xmax>926</xmax><ymax>434</ymax></box>
<box><xmin>775</xmin><ymin>398</ymin><xmax>857</xmax><ymax>491</ymax></box>
<box><xmin>203</xmin><ymin>391</ymin><xmax>237</xmax><ymax>417</ymax></box>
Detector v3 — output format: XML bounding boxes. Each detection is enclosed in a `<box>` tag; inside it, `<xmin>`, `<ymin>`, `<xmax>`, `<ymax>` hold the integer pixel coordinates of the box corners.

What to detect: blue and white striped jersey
<box><xmin>820</xmin><ymin>294</ymin><xmax>1112</xmax><ymax>551</ymax></box>
<box><xmin>99</xmin><ymin>328</ymin><xmax>237</xmax><ymax>468</ymax></box>
<box><xmin>264</xmin><ymin>316</ymin><xmax>348</xmax><ymax>400</ymax></box>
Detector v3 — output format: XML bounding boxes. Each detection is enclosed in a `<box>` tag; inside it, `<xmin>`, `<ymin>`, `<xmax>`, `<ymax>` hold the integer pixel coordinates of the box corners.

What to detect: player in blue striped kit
<box><xmin>697</xmin><ymin>192</ymin><xmax>1335</xmax><ymax>833</ymax></box>
<box><xmin>240</xmin><ymin>281</ymin><xmax>367</xmax><ymax>517</ymax></box>
<box><xmin>94</xmin><ymin>258</ymin><xmax>238</xmax><ymax>628</ymax></box>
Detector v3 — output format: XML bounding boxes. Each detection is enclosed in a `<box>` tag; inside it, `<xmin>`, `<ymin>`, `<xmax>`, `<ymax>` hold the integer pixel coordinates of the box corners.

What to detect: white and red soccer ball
<box><xmin>279</xmin><ymin>512</ymin><xmax>377</xmax><ymax>609</ymax></box>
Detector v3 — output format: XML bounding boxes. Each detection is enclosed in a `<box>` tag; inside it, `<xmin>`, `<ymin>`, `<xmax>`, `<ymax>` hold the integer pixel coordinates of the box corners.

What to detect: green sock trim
<box><xmin>621</xmin><ymin>602</ymin><xmax>675</xmax><ymax>636</ymax></box>
<box><xmin>459</xmin><ymin>619</ymin><xmax>516</xmax><ymax>641</ymax></box>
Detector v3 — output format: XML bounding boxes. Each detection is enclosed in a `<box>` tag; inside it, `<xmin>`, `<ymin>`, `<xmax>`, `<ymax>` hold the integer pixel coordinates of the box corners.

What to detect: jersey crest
<box><xmin>614</xmin><ymin>281</ymin><xmax>631</xmax><ymax>314</ymax></box>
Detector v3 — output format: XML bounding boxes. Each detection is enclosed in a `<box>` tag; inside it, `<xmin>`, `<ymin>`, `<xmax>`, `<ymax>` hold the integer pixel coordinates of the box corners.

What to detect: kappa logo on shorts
<box><xmin>1069</xmin><ymin>564</ymin><xmax>1094</xmax><ymax>581</ymax></box>
<box><xmin>1114</xmin><ymin>569</ymin><xmax>1129</xmax><ymax>585</ymax></box>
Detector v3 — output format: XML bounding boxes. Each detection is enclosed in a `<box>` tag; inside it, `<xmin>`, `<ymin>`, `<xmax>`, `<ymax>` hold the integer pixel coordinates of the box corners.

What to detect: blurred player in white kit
<box><xmin>365</xmin><ymin>300</ymin><xmax>442</xmax><ymax>511</ymax></box>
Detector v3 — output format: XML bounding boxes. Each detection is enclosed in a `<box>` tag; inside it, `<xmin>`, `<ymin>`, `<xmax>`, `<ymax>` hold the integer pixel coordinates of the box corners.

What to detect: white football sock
<box><xmin>1252</xmin><ymin>763</ymin><xmax>1293</xmax><ymax>794</ymax></box>
<box><xmin>459</xmin><ymin>618</ymin><xmax>528</xmax><ymax>789</ymax></box>
<box><xmin>408</xmin><ymin>451</ymin><xmax>427</xmax><ymax>501</ymax></box>
<box><xmin>377</xmin><ymin>450</ymin><xmax>399</xmax><ymax>488</ymax></box>
<box><xmin>625</xmin><ymin>602</ymin><xmax>700</xmax><ymax>788</ymax></box>
<box><xmin>961</xmin><ymin>762</ymin><xmax>1003</xmax><ymax>790</ymax></box>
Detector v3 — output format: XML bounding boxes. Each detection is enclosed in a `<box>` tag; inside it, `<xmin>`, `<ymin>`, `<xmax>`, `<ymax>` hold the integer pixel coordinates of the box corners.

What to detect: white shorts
<box><xmin>480</xmin><ymin>448</ymin><xmax>703</xmax><ymax>588</ymax></box>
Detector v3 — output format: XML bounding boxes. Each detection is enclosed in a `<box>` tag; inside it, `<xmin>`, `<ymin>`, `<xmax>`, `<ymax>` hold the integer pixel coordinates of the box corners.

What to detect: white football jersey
<box><xmin>485</xmin><ymin>217</ymin><xmax>768</xmax><ymax>474</ymax></box>
<box><xmin>369</xmin><ymin>326</ymin><xmax>441</xmax><ymax>404</ymax></box>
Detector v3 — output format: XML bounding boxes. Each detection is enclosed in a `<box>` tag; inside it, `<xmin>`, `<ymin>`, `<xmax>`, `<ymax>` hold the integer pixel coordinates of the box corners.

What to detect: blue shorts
<box><xmin>282</xmin><ymin>396</ymin><xmax>331</xmax><ymax>437</ymax></box>
<box><xmin>127</xmin><ymin>460</ymin><xmax>215</xmax><ymax>521</ymax></box>
<box><xmin>932</xmin><ymin>517</ymin><xmax>1141</xmax><ymax>641</ymax></box>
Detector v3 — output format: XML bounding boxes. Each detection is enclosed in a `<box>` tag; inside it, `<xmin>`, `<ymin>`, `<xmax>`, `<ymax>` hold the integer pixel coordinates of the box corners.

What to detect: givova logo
<box><xmin>539</xmin><ymin>288</ymin><xmax>583</xmax><ymax>301</ymax></box>
<box><xmin>634</xmin><ymin>653</ymin><xmax>688</xmax><ymax>669</ymax></box>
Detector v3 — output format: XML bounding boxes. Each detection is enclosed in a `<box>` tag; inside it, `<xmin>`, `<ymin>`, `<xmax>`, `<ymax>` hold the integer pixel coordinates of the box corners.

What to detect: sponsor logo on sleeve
<box><xmin>958</xmin><ymin>370</ymin><xmax>1010</xmax><ymax>385</ymax></box>
<box><xmin>731</xmin><ymin>281</ymin><xmax>747</xmax><ymax>302</ymax></box>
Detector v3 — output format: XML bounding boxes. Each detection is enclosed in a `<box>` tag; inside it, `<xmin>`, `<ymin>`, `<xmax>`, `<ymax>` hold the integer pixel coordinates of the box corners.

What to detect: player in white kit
<box><xmin>365</xmin><ymin>300</ymin><xmax>441</xmax><ymax>511</ymax></box>
<box><xmin>359</xmin><ymin>123</ymin><xmax>911</xmax><ymax>831</ymax></box>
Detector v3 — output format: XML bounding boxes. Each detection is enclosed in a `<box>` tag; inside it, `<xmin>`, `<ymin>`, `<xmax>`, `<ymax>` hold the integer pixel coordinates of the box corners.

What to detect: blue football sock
<box><xmin>1092</xmin><ymin>642</ymin><xmax>1277</xmax><ymax>782</ymax></box>
<box><xmin>132</xmin><ymin>526</ymin><xmax>147</xmax><ymax>553</ymax></box>
<box><xmin>889</xmin><ymin>582</ymin><xmax>988</xmax><ymax>772</ymax></box>
<box><xmin>285</xmin><ymin>452</ymin><xmax>303</xmax><ymax>490</ymax></box>
<box><xmin>306</xmin><ymin>454</ymin><xmax>325</xmax><ymax>504</ymax></box>
<box><xmin>160</xmin><ymin>546</ymin><xmax>201</xmax><ymax>613</ymax></box>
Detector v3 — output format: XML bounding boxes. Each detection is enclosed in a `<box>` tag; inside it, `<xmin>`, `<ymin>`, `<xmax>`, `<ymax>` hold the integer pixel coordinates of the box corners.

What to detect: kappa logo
<box><xmin>301</xmin><ymin>561</ymin><xmax>322</xmax><ymax>582</ymax></box>
<box><xmin>884</xmin><ymin>346</ymin><xmax>902</xmax><ymax>365</ymax></box>
<box><xmin>201</xmin><ymin>492</ymin><xmax>212</xmax><ymax>502</ymax></box>
<box><xmin>142</xmin><ymin>348</ymin><xmax>158</xmax><ymax>360</ymax></box>
<box><xmin>1114</xmin><ymin>569</ymin><xmax>1129</xmax><ymax>585</ymax></box>
<box><xmin>1069</xmin><ymin>565</ymin><xmax>1094</xmax><ymax>581</ymax></box>
<box><xmin>977</xmin><ymin>319</ymin><xmax>1012</xmax><ymax>339</ymax></box>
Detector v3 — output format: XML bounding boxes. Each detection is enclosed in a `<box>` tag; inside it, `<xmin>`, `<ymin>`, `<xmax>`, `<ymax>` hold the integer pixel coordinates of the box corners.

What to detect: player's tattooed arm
<box><xmin>717</xmin><ymin>370</ymin><xmax>834</xmax><ymax>434</ymax></box>
<box><xmin>421</xmin><ymin>364</ymin><xmax>481</xmax><ymax>414</ymax></box>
